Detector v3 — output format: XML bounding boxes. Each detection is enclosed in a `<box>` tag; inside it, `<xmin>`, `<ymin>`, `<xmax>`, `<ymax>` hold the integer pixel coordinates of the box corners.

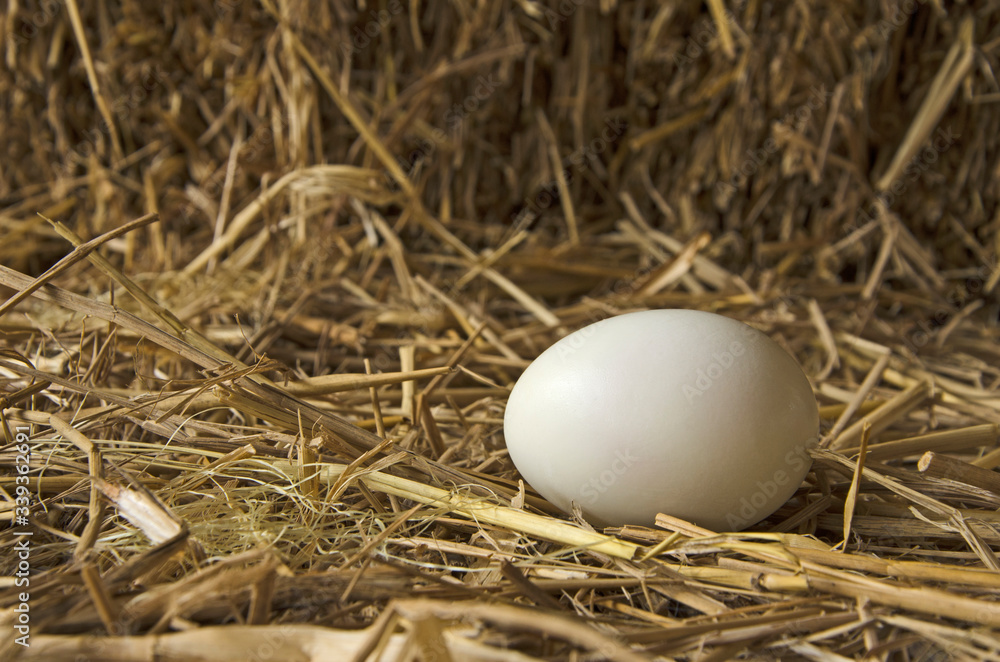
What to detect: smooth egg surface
<box><xmin>502</xmin><ymin>309</ymin><xmax>819</xmax><ymax>531</ymax></box>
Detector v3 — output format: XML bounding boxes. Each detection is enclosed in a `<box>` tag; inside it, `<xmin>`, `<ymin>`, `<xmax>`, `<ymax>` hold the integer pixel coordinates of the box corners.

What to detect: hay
<box><xmin>1</xmin><ymin>0</ymin><xmax>999</xmax><ymax>659</ymax></box>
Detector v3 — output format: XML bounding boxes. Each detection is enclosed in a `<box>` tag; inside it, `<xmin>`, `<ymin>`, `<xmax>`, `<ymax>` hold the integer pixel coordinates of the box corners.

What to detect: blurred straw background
<box><xmin>1</xmin><ymin>0</ymin><xmax>1000</xmax><ymax>659</ymax></box>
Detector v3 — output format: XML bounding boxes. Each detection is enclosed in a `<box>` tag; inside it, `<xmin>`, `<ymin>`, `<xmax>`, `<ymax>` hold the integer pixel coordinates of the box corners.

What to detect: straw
<box><xmin>1</xmin><ymin>2</ymin><xmax>997</xmax><ymax>659</ymax></box>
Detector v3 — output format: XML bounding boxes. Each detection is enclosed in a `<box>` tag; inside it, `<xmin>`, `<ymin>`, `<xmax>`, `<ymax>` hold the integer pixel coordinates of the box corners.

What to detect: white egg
<box><xmin>503</xmin><ymin>309</ymin><xmax>819</xmax><ymax>531</ymax></box>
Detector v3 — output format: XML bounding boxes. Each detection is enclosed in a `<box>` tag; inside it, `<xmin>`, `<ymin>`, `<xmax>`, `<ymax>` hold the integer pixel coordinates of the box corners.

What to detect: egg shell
<box><xmin>502</xmin><ymin>309</ymin><xmax>819</xmax><ymax>531</ymax></box>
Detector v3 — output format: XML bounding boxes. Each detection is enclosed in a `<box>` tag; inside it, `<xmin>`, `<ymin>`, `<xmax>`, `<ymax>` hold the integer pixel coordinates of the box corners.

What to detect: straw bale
<box><xmin>1</xmin><ymin>0</ymin><xmax>1000</xmax><ymax>659</ymax></box>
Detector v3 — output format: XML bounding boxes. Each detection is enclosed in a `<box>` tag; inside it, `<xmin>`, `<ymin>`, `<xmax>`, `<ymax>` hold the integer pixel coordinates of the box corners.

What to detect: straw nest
<box><xmin>2</xmin><ymin>1</ymin><xmax>1000</xmax><ymax>660</ymax></box>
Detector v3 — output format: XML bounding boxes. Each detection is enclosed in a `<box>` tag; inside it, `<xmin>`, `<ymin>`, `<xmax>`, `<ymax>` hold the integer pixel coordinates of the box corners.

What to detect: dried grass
<box><xmin>1</xmin><ymin>1</ymin><xmax>1000</xmax><ymax>660</ymax></box>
